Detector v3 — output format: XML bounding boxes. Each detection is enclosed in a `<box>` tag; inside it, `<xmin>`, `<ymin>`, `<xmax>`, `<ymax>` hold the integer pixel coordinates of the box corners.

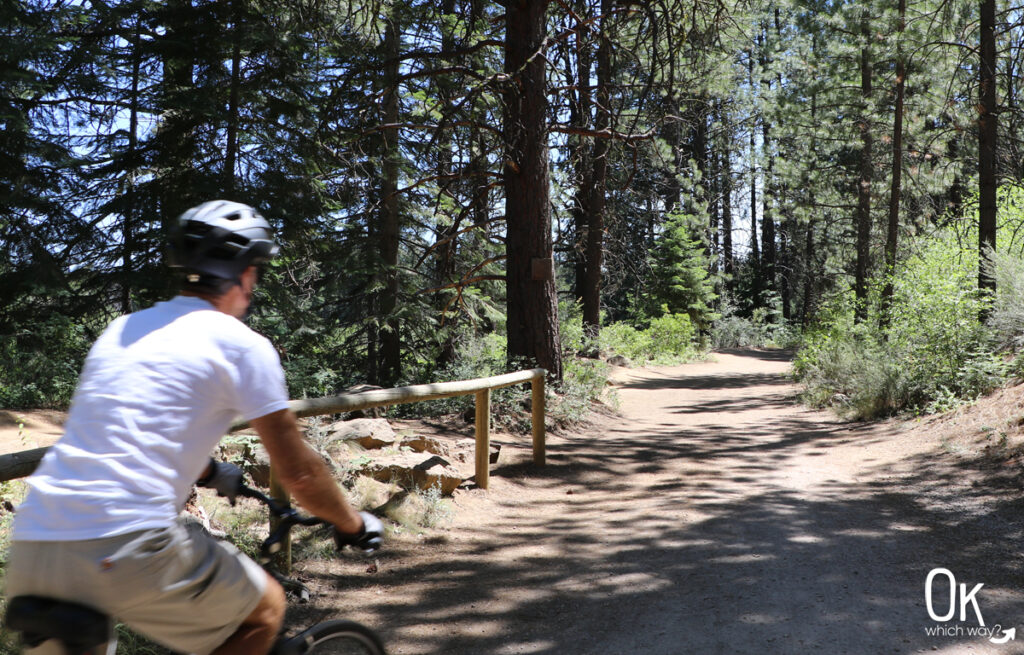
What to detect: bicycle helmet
<box><xmin>169</xmin><ymin>200</ymin><xmax>279</xmax><ymax>282</ymax></box>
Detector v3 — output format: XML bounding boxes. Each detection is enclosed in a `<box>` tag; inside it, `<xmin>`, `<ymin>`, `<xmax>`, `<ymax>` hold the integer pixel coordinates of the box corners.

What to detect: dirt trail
<box><xmin>6</xmin><ymin>350</ymin><xmax>1024</xmax><ymax>654</ymax></box>
<box><xmin>310</xmin><ymin>348</ymin><xmax>1024</xmax><ymax>655</ymax></box>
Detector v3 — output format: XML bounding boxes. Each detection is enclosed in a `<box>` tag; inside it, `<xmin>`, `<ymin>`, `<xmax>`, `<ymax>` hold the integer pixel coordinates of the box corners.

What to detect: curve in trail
<box><xmin>341</xmin><ymin>349</ymin><xmax>1024</xmax><ymax>655</ymax></box>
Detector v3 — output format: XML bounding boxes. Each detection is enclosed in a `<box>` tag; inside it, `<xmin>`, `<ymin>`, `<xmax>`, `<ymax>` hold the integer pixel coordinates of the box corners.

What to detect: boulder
<box><xmin>365</xmin><ymin>452</ymin><xmax>464</xmax><ymax>495</ymax></box>
<box><xmin>452</xmin><ymin>438</ymin><xmax>501</xmax><ymax>465</ymax></box>
<box><xmin>606</xmin><ymin>354</ymin><xmax>632</xmax><ymax>367</ymax></box>
<box><xmin>402</xmin><ymin>435</ymin><xmax>450</xmax><ymax>457</ymax></box>
<box><xmin>328</xmin><ymin>418</ymin><xmax>400</xmax><ymax>450</ymax></box>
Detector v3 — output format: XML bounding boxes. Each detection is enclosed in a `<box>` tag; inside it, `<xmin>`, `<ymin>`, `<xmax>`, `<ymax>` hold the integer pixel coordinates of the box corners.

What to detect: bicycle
<box><xmin>5</xmin><ymin>482</ymin><xmax>387</xmax><ymax>655</ymax></box>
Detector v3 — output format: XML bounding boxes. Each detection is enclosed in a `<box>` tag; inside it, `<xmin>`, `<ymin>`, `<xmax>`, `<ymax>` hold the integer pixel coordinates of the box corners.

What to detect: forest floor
<box><xmin>6</xmin><ymin>348</ymin><xmax>1024</xmax><ymax>653</ymax></box>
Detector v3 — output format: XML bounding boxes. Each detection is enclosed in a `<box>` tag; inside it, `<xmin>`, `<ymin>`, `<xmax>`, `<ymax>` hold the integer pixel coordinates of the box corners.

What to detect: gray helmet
<box><xmin>169</xmin><ymin>200</ymin><xmax>279</xmax><ymax>281</ymax></box>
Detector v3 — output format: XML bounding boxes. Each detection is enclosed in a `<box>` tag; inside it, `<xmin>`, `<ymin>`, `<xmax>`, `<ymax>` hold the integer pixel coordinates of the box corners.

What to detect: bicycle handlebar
<box><xmin>237</xmin><ymin>484</ymin><xmax>327</xmax><ymax>563</ymax></box>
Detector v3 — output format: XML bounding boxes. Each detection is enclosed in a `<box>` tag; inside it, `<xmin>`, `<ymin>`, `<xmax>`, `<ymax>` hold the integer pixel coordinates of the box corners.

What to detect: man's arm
<box><xmin>250</xmin><ymin>408</ymin><xmax>363</xmax><ymax>535</ymax></box>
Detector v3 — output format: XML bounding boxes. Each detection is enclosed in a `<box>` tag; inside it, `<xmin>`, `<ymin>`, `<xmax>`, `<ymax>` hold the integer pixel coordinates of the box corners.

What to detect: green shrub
<box><xmin>988</xmin><ymin>247</ymin><xmax>1024</xmax><ymax>351</ymax></box>
<box><xmin>598</xmin><ymin>311</ymin><xmax>702</xmax><ymax>365</ymax></box>
<box><xmin>795</xmin><ymin>230</ymin><xmax>1006</xmax><ymax>419</ymax></box>
<box><xmin>0</xmin><ymin>315</ymin><xmax>91</xmax><ymax>409</ymax></box>
<box><xmin>598</xmin><ymin>322</ymin><xmax>653</xmax><ymax>362</ymax></box>
<box><xmin>550</xmin><ymin>355</ymin><xmax>613</xmax><ymax>427</ymax></box>
<box><xmin>645</xmin><ymin>313</ymin><xmax>699</xmax><ymax>363</ymax></box>
<box><xmin>794</xmin><ymin>320</ymin><xmax>908</xmax><ymax>419</ymax></box>
<box><xmin>712</xmin><ymin>295</ymin><xmax>797</xmax><ymax>349</ymax></box>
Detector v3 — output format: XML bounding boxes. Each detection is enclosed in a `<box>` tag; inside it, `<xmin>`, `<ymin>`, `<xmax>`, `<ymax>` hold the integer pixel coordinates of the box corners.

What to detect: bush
<box><xmin>646</xmin><ymin>313</ymin><xmax>698</xmax><ymax>363</ymax></box>
<box><xmin>0</xmin><ymin>315</ymin><xmax>91</xmax><ymax>409</ymax></box>
<box><xmin>598</xmin><ymin>322</ymin><xmax>654</xmax><ymax>362</ymax></box>
<box><xmin>794</xmin><ymin>320</ymin><xmax>908</xmax><ymax>419</ymax></box>
<box><xmin>599</xmin><ymin>312</ymin><xmax>702</xmax><ymax>365</ymax></box>
<box><xmin>988</xmin><ymin>247</ymin><xmax>1024</xmax><ymax>351</ymax></box>
<box><xmin>712</xmin><ymin>295</ymin><xmax>797</xmax><ymax>349</ymax></box>
<box><xmin>795</xmin><ymin>230</ymin><xmax>1006</xmax><ymax>419</ymax></box>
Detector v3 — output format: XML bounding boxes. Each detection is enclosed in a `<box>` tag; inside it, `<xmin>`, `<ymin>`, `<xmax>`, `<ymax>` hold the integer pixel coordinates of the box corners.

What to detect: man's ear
<box><xmin>242</xmin><ymin>265</ymin><xmax>259</xmax><ymax>289</ymax></box>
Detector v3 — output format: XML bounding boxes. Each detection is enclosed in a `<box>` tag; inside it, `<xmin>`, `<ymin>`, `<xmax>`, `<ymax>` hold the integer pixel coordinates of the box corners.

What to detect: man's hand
<box><xmin>333</xmin><ymin>511</ymin><xmax>384</xmax><ymax>553</ymax></box>
<box><xmin>196</xmin><ymin>458</ymin><xmax>244</xmax><ymax>505</ymax></box>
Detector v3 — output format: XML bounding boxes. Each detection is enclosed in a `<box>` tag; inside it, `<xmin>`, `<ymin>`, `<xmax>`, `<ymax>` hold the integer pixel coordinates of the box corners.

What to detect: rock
<box><xmin>452</xmin><ymin>438</ymin><xmax>501</xmax><ymax>465</ymax></box>
<box><xmin>364</xmin><ymin>452</ymin><xmax>464</xmax><ymax>495</ymax></box>
<box><xmin>402</xmin><ymin>435</ymin><xmax>450</xmax><ymax>457</ymax></box>
<box><xmin>607</xmin><ymin>354</ymin><xmax>632</xmax><ymax>367</ymax></box>
<box><xmin>328</xmin><ymin>418</ymin><xmax>399</xmax><ymax>450</ymax></box>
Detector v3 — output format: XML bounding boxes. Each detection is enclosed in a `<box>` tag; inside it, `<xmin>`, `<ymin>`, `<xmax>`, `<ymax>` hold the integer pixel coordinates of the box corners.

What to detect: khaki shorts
<box><xmin>5</xmin><ymin>521</ymin><xmax>268</xmax><ymax>655</ymax></box>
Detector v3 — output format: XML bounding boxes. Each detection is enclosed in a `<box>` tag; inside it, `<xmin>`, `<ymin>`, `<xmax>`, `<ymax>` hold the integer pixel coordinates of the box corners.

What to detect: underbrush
<box><xmin>712</xmin><ymin>296</ymin><xmax>798</xmax><ymax>350</ymax></box>
<box><xmin>0</xmin><ymin>315</ymin><xmax>91</xmax><ymax>409</ymax></box>
<box><xmin>795</xmin><ymin>227</ymin><xmax>1024</xmax><ymax>420</ymax></box>
<box><xmin>596</xmin><ymin>312</ymin><xmax>705</xmax><ymax>366</ymax></box>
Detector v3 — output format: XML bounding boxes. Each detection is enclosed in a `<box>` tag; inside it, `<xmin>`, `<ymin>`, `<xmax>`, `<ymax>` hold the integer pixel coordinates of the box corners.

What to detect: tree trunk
<box><xmin>157</xmin><ymin>0</ymin><xmax>196</xmax><ymax>228</ymax></box>
<box><xmin>709</xmin><ymin>119</ymin><xmax>720</xmax><ymax>273</ymax></box>
<box><xmin>721</xmin><ymin>129</ymin><xmax>734</xmax><ymax>278</ymax></box>
<box><xmin>224</xmin><ymin>0</ymin><xmax>242</xmax><ymax>195</ymax></box>
<box><xmin>570</xmin><ymin>8</ymin><xmax>592</xmax><ymax>306</ymax></box>
<box><xmin>581</xmin><ymin>0</ymin><xmax>611</xmax><ymax>338</ymax></box>
<box><xmin>978</xmin><ymin>0</ymin><xmax>998</xmax><ymax>304</ymax></box>
<box><xmin>433</xmin><ymin>0</ymin><xmax>461</xmax><ymax>367</ymax></box>
<box><xmin>504</xmin><ymin>0</ymin><xmax>562</xmax><ymax>380</ymax></box>
<box><xmin>748</xmin><ymin>50</ymin><xmax>759</xmax><ymax>267</ymax></box>
<box><xmin>761</xmin><ymin>116</ymin><xmax>776</xmax><ymax>295</ymax></box>
<box><xmin>122</xmin><ymin>16</ymin><xmax>142</xmax><ymax>314</ymax></box>
<box><xmin>854</xmin><ymin>16</ymin><xmax>873</xmax><ymax>323</ymax></box>
<box><xmin>694</xmin><ymin>99</ymin><xmax>709</xmax><ymax>210</ymax></box>
<box><xmin>378</xmin><ymin>14</ymin><xmax>402</xmax><ymax>384</ymax></box>
<box><xmin>880</xmin><ymin>0</ymin><xmax>905</xmax><ymax>327</ymax></box>
<box><xmin>801</xmin><ymin>221</ymin><xmax>816</xmax><ymax>326</ymax></box>
<box><xmin>760</xmin><ymin>26</ymin><xmax>776</xmax><ymax>298</ymax></box>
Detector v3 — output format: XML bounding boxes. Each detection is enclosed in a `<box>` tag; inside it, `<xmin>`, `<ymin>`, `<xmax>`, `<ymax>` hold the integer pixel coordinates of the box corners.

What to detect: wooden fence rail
<box><xmin>0</xmin><ymin>368</ymin><xmax>548</xmax><ymax>488</ymax></box>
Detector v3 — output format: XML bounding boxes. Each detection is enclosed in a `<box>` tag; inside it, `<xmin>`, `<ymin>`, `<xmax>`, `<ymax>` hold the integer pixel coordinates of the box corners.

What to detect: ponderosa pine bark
<box><xmin>581</xmin><ymin>0</ymin><xmax>612</xmax><ymax>338</ymax></box>
<box><xmin>978</xmin><ymin>0</ymin><xmax>998</xmax><ymax>305</ymax></box>
<box><xmin>504</xmin><ymin>0</ymin><xmax>562</xmax><ymax>380</ymax></box>
<box><xmin>854</xmin><ymin>15</ymin><xmax>873</xmax><ymax>323</ymax></box>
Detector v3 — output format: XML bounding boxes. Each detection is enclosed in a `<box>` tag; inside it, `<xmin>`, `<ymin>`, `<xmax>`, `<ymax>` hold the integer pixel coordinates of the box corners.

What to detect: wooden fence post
<box><xmin>268</xmin><ymin>467</ymin><xmax>292</xmax><ymax>573</ymax></box>
<box><xmin>475</xmin><ymin>388</ymin><xmax>491</xmax><ymax>489</ymax></box>
<box><xmin>531</xmin><ymin>374</ymin><xmax>546</xmax><ymax>466</ymax></box>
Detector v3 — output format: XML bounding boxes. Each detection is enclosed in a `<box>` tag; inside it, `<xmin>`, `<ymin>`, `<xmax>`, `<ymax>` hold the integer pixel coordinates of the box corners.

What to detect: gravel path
<box><xmin>272</xmin><ymin>349</ymin><xmax>1024</xmax><ymax>654</ymax></box>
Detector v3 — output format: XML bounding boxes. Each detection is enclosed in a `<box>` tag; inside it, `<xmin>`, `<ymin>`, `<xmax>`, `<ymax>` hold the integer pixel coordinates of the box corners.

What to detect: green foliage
<box><xmin>644</xmin><ymin>212</ymin><xmax>719</xmax><ymax>331</ymax></box>
<box><xmin>647</xmin><ymin>313</ymin><xmax>698</xmax><ymax>359</ymax></box>
<box><xmin>598</xmin><ymin>322</ymin><xmax>654</xmax><ymax>362</ymax></box>
<box><xmin>989</xmin><ymin>249</ymin><xmax>1024</xmax><ymax>350</ymax></box>
<box><xmin>551</xmin><ymin>355</ymin><xmax>613</xmax><ymax>427</ymax></box>
<box><xmin>794</xmin><ymin>229</ymin><xmax>1008</xmax><ymax>419</ymax></box>
<box><xmin>598</xmin><ymin>312</ymin><xmax>703</xmax><ymax>366</ymax></box>
<box><xmin>712</xmin><ymin>294</ymin><xmax>797</xmax><ymax>350</ymax></box>
<box><xmin>0</xmin><ymin>314</ymin><xmax>90</xmax><ymax>409</ymax></box>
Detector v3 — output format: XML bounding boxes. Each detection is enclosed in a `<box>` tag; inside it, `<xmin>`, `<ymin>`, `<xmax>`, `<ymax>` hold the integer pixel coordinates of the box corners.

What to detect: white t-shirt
<box><xmin>13</xmin><ymin>295</ymin><xmax>290</xmax><ymax>541</ymax></box>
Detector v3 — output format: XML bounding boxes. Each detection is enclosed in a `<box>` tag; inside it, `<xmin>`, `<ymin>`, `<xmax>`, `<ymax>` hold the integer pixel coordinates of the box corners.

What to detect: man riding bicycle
<box><xmin>5</xmin><ymin>200</ymin><xmax>382</xmax><ymax>655</ymax></box>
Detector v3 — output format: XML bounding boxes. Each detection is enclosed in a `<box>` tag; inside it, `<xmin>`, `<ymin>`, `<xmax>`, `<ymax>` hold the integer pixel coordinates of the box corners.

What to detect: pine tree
<box><xmin>646</xmin><ymin>212</ymin><xmax>718</xmax><ymax>331</ymax></box>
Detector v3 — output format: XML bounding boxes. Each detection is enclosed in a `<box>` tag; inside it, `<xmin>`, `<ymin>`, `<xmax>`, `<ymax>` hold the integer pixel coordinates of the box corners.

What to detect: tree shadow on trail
<box><xmin>294</xmin><ymin>357</ymin><xmax>1024</xmax><ymax>655</ymax></box>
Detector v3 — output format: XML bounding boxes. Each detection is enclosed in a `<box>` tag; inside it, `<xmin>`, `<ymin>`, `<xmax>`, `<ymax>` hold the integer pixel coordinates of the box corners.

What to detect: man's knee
<box><xmin>249</xmin><ymin>575</ymin><xmax>286</xmax><ymax>632</ymax></box>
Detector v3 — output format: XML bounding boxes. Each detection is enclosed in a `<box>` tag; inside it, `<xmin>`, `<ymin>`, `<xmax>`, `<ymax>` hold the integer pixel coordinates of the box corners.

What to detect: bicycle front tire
<box><xmin>281</xmin><ymin>619</ymin><xmax>386</xmax><ymax>655</ymax></box>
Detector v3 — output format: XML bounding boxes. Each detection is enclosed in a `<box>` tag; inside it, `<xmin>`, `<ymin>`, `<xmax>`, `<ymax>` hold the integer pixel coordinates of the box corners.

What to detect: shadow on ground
<box><xmin>291</xmin><ymin>352</ymin><xmax>1024</xmax><ymax>655</ymax></box>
